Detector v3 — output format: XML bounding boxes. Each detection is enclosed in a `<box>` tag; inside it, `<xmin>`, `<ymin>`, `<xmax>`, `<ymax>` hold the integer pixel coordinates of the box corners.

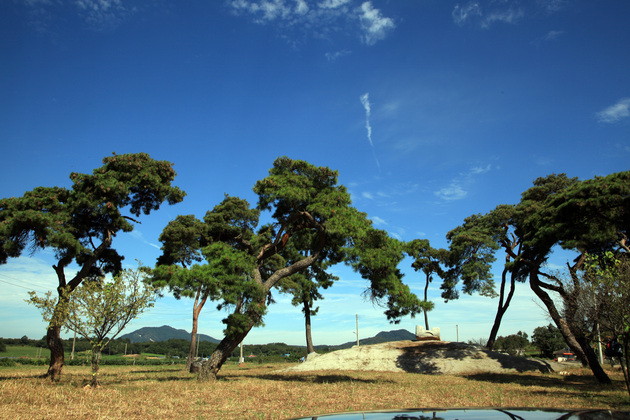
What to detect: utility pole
<box><xmin>456</xmin><ymin>325</ymin><xmax>459</xmax><ymax>342</ymax></box>
<box><xmin>597</xmin><ymin>323</ymin><xmax>604</xmax><ymax>364</ymax></box>
<box><xmin>239</xmin><ymin>340</ymin><xmax>244</xmax><ymax>364</ymax></box>
<box><xmin>71</xmin><ymin>330</ymin><xmax>76</xmax><ymax>360</ymax></box>
<box><xmin>356</xmin><ymin>314</ymin><xmax>359</xmax><ymax>347</ymax></box>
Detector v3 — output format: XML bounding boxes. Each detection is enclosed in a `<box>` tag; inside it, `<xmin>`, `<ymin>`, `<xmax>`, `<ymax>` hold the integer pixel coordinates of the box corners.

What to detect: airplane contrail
<box><xmin>360</xmin><ymin>93</ymin><xmax>380</xmax><ymax>171</ymax></box>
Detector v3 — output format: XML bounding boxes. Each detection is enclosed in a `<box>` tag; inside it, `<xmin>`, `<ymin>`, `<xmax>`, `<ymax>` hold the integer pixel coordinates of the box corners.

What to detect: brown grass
<box><xmin>1</xmin><ymin>363</ymin><xmax>628</xmax><ymax>419</ymax></box>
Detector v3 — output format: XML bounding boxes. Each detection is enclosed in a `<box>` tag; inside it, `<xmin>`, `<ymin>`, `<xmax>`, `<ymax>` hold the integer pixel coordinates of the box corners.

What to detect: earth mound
<box><xmin>285</xmin><ymin>340</ymin><xmax>561</xmax><ymax>375</ymax></box>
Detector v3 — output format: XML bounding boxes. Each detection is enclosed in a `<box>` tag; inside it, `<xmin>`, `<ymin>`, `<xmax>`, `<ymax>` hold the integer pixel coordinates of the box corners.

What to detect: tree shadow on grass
<box><xmin>0</xmin><ymin>373</ymin><xmax>44</xmax><ymax>381</ymax></box>
<box><xmin>222</xmin><ymin>371</ymin><xmax>390</xmax><ymax>384</ymax></box>
<box><xmin>126</xmin><ymin>367</ymin><xmax>185</xmax><ymax>374</ymax></box>
<box><xmin>462</xmin><ymin>371</ymin><xmax>602</xmax><ymax>391</ymax></box>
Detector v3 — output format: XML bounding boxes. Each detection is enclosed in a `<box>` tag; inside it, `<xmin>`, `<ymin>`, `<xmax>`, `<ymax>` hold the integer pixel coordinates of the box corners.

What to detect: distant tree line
<box><xmin>0</xmin><ymin>336</ymin><xmax>316</xmax><ymax>361</ymax></box>
<box><xmin>468</xmin><ymin>324</ymin><xmax>567</xmax><ymax>359</ymax></box>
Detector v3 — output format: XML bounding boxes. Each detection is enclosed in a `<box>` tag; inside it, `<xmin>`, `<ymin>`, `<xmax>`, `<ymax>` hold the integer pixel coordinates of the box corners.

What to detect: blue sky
<box><xmin>1</xmin><ymin>0</ymin><xmax>629</xmax><ymax>346</ymax></box>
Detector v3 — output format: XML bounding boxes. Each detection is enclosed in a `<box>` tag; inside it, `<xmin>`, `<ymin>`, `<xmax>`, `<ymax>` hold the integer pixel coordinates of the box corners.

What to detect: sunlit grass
<box><xmin>1</xmin><ymin>363</ymin><xmax>628</xmax><ymax>419</ymax></box>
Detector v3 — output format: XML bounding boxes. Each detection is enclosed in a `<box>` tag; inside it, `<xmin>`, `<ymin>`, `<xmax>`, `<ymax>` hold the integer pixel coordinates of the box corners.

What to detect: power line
<box><xmin>0</xmin><ymin>272</ymin><xmax>54</xmax><ymax>291</ymax></box>
<box><xmin>0</xmin><ymin>277</ymin><xmax>49</xmax><ymax>293</ymax></box>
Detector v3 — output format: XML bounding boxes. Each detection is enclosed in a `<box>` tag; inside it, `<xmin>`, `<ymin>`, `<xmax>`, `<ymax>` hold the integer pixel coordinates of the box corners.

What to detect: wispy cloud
<box><xmin>370</xmin><ymin>216</ymin><xmax>387</xmax><ymax>226</ymax></box>
<box><xmin>325</xmin><ymin>49</ymin><xmax>351</xmax><ymax>61</ymax></box>
<box><xmin>452</xmin><ymin>1</ymin><xmax>482</xmax><ymax>26</ymax></box>
<box><xmin>434</xmin><ymin>164</ymin><xmax>494</xmax><ymax>201</ymax></box>
<box><xmin>360</xmin><ymin>92</ymin><xmax>380</xmax><ymax>171</ymax></box>
<box><xmin>543</xmin><ymin>30</ymin><xmax>564</xmax><ymax>41</ymax></box>
<box><xmin>435</xmin><ymin>183</ymin><xmax>468</xmax><ymax>201</ymax></box>
<box><xmin>129</xmin><ymin>229</ymin><xmax>161</xmax><ymax>251</ymax></box>
<box><xmin>537</xmin><ymin>0</ymin><xmax>567</xmax><ymax>14</ymax></box>
<box><xmin>533</xmin><ymin>30</ymin><xmax>565</xmax><ymax>46</ymax></box>
<box><xmin>228</xmin><ymin>0</ymin><xmax>396</xmax><ymax>45</ymax></box>
<box><xmin>596</xmin><ymin>98</ymin><xmax>630</xmax><ymax>123</ymax></box>
<box><xmin>453</xmin><ymin>0</ymin><xmax>560</xmax><ymax>28</ymax></box>
<box><xmin>470</xmin><ymin>164</ymin><xmax>491</xmax><ymax>175</ymax></box>
<box><xmin>20</xmin><ymin>0</ymin><xmax>136</xmax><ymax>31</ymax></box>
<box><xmin>75</xmin><ymin>0</ymin><xmax>132</xmax><ymax>30</ymax></box>
<box><xmin>481</xmin><ymin>7</ymin><xmax>524</xmax><ymax>28</ymax></box>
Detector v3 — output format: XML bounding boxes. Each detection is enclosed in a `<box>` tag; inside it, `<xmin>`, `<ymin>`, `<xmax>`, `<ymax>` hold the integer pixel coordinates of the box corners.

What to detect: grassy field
<box><xmin>1</xmin><ymin>362</ymin><xmax>629</xmax><ymax>419</ymax></box>
<box><xmin>1</xmin><ymin>346</ymin><xmax>168</xmax><ymax>362</ymax></box>
<box><xmin>2</xmin><ymin>345</ymin><xmax>49</xmax><ymax>358</ymax></box>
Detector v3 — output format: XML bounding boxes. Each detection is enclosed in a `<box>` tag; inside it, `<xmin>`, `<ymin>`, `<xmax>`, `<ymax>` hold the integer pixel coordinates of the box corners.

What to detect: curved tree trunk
<box><xmin>486</xmin><ymin>267</ymin><xmax>516</xmax><ymax>350</ymax></box>
<box><xmin>45</xmin><ymin>230</ymin><xmax>112</xmax><ymax>381</ymax></box>
<box><xmin>199</xmin><ymin>215</ymin><xmax>327</xmax><ymax>381</ymax></box>
<box><xmin>304</xmin><ymin>300</ymin><xmax>315</xmax><ymax>354</ymax></box>
<box><xmin>423</xmin><ymin>273</ymin><xmax>430</xmax><ymax>330</ymax></box>
<box><xmin>187</xmin><ymin>289</ymin><xmax>208</xmax><ymax>371</ymax></box>
<box><xmin>530</xmin><ymin>271</ymin><xmax>611</xmax><ymax>384</ymax></box>
<box><xmin>199</xmin><ymin>322</ymin><xmax>255</xmax><ymax>381</ymax></box>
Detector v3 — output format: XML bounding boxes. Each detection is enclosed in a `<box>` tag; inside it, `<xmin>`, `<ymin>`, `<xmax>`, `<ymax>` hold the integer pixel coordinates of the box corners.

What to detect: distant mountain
<box><xmin>120</xmin><ymin>325</ymin><xmax>220</xmax><ymax>344</ymax></box>
<box><xmin>319</xmin><ymin>329</ymin><xmax>416</xmax><ymax>351</ymax></box>
<box><xmin>119</xmin><ymin>326</ymin><xmax>414</xmax><ymax>347</ymax></box>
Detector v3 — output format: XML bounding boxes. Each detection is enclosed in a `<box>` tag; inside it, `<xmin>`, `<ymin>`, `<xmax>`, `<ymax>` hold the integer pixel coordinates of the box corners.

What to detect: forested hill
<box><xmin>120</xmin><ymin>326</ymin><xmax>414</xmax><ymax>346</ymax></box>
<box><xmin>119</xmin><ymin>326</ymin><xmax>220</xmax><ymax>344</ymax></box>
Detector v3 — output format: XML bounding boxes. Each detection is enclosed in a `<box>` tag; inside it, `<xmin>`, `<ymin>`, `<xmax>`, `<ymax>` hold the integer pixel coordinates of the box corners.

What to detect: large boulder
<box><xmin>189</xmin><ymin>360</ymin><xmax>203</xmax><ymax>374</ymax></box>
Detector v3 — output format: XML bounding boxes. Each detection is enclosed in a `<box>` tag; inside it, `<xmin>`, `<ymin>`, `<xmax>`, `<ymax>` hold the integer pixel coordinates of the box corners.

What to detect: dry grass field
<box><xmin>1</xmin><ymin>362</ymin><xmax>629</xmax><ymax>419</ymax></box>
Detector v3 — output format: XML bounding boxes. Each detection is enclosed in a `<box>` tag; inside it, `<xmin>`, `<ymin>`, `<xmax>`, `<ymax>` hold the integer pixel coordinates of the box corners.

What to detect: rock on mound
<box><xmin>286</xmin><ymin>341</ymin><xmax>558</xmax><ymax>375</ymax></box>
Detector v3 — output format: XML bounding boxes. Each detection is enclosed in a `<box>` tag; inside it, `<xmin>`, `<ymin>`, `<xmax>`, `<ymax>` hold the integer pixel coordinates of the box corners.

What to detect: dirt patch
<box><xmin>285</xmin><ymin>340</ymin><xmax>564</xmax><ymax>375</ymax></box>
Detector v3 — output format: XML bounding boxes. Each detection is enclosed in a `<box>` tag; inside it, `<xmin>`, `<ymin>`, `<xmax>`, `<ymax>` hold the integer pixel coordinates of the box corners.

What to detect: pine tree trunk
<box><xmin>304</xmin><ymin>301</ymin><xmax>315</xmax><ymax>354</ymax></box>
<box><xmin>187</xmin><ymin>320</ymin><xmax>198</xmax><ymax>372</ymax></box>
<box><xmin>422</xmin><ymin>273</ymin><xmax>430</xmax><ymax>330</ymax></box>
<box><xmin>486</xmin><ymin>267</ymin><xmax>516</xmax><ymax>350</ymax></box>
<box><xmin>187</xmin><ymin>289</ymin><xmax>208</xmax><ymax>372</ymax></box>
<box><xmin>198</xmin><ymin>326</ymin><xmax>252</xmax><ymax>381</ymax></box>
<box><xmin>45</xmin><ymin>324</ymin><xmax>64</xmax><ymax>381</ymax></box>
<box><xmin>573</xmin><ymin>333</ymin><xmax>611</xmax><ymax>385</ymax></box>
<box><xmin>530</xmin><ymin>272</ymin><xmax>611</xmax><ymax>384</ymax></box>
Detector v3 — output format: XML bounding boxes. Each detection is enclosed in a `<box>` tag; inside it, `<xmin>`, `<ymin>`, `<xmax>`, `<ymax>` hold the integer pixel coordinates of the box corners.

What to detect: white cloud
<box><xmin>543</xmin><ymin>30</ymin><xmax>564</xmax><ymax>41</ymax></box>
<box><xmin>470</xmin><ymin>164</ymin><xmax>491</xmax><ymax>175</ymax></box>
<box><xmin>229</xmin><ymin>0</ymin><xmax>396</xmax><ymax>45</ymax></box>
<box><xmin>452</xmin><ymin>1</ymin><xmax>482</xmax><ymax>26</ymax></box>
<box><xmin>596</xmin><ymin>98</ymin><xmax>630</xmax><ymax>123</ymax></box>
<box><xmin>319</xmin><ymin>0</ymin><xmax>351</xmax><ymax>9</ymax></box>
<box><xmin>295</xmin><ymin>0</ymin><xmax>309</xmax><ymax>15</ymax></box>
<box><xmin>537</xmin><ymin>0</ymin><xmax>567</xmax><ymax>14</ymax></box>
<box><xmin>74</xmin><ymin>0</ymin><xmax>131</xmax><ymax>30</ymax></box>
<box><xmin>325</xmin><ymin>49</ymin><xmax>351</xmax><ymax>61</ymax></box>
<box><xmin>453</xmin><ymin>1</ymin><xmax>528</xmax><ymax>28</ymax></box>
<box><xmin>434</xmin><ymin>164</ymin><xmax>494</xmax><ymax>201</ymax></box>
<box><xmin>360</xmin><ymin>92</ymin><xmax>380</xmax><ymax>171</ymax></box>
<box><xmin>435</xmin><ymin>183</ymin><xmax>468</xmax><ymax>201</ymax></box>
<box><xmin>357</xmin><ymin>1</ymin><xmax>395</xmax><ymax>45</ymax></box>
<box><xmin>362</xmin><ymin>191</ymin><xmax>374</xmax><ymax>199</ymax></box>
<box><xmin>481</xmin><ymin>7</ymin><xmax>524</xmax><ymax>28</ymax></box>
<box><xmin>370</xmin><ymin>216</ymin><xmax>387</xmax><ymax>226</ymax></box>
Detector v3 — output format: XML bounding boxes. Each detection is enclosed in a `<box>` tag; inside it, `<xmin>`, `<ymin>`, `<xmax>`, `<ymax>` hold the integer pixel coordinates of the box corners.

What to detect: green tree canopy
<box><xmin>532</xmin><ymin>324</ymin><xmax>566</xmax><ymax>359</ymax></box>
<box><xmin>404</xmin><ymin>239</ymin><xmax>447</xmax><ymax>329</ymax></box>
<box><xmin>0</xmin><ymin>153</ymin><xmax>185</xmax><ymax>380</ymax></box>
<box><xmin>510</xmin><ymin>171</ymin><xmax>630</xmax><ymax>384</ymax></box>
<box><xmin>165</xmin><ymin>157</ymin><xmax>425</xmax><ymax>381</ymax></box>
